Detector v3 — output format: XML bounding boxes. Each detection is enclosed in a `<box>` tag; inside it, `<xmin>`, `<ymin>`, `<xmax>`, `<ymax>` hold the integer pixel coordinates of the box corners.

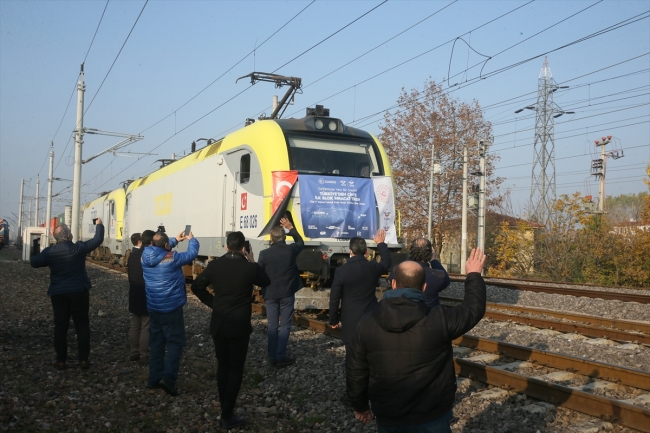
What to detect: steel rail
<box><xmin>453</xmin><ymin>335</ymin><xmax>650</xmax><ymax>391</ymax></box>
<box><xmin>442</xmin><ymin>298</ymin><xmax>650</xmax><ymax>344</ymax></box>
<box><xmin>448</xmin><ymin>275</ymin><xmax>650</xmax><ymax>304</ymax></box>
<box><xmin>443</xmin><ymin>297</ymin><xmax>650</xmax><ymax>335</ymax></box>
<box><xmin>455</xmin><ymin>359</ymin><xmax>650</xmax><ymax>432</ymax></box>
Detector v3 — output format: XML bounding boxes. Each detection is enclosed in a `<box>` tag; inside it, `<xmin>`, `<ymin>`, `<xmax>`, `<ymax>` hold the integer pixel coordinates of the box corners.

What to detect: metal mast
<box><xmin>71</xmin><ymin>64</ymin><xmax>85</xmax><ymax>240</ymax></box>
<box><xmin>517</xmin><ymin>57</ymin><xmax>573</xmax><ymax>225</ymax></box>
<box><xmin>529</xmin><ymin>57</ymin><xmax>556</xmax><ymax>224</ymax></box>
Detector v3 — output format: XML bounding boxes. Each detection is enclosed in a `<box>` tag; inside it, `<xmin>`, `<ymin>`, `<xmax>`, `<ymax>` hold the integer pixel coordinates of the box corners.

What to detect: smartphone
<box><xmin>92</xmin><ymin>218</ymin><xmax>98</xmax><ymax>225</ymax></box>
<box><xmin>184</xmin><ymin>225</ymin><xmax>191</xmax><ymax>237</ymax></box>
<box><xmin>244</xmin><ymin>240</ymin><xmax>250</xmax><ymax>253</ymax></box>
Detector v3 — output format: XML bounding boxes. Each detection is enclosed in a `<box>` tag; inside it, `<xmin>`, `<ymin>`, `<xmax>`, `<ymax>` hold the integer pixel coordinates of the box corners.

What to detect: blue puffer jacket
<box><xmin>142</xmin><ymin>238</ymin><xmax>199</xmax><ymax>313</ymax></box>
<box><xmin>31</xmin><ymin>224</ymin><xmax>105</xmax><ymax>296</ymax></box>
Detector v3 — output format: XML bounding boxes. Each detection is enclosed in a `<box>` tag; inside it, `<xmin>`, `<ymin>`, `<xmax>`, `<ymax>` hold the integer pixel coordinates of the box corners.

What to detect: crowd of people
<box><xmin>30</xmin><ymin>218</ymin><xmax>486</xmax><ymax>433</ymax></box>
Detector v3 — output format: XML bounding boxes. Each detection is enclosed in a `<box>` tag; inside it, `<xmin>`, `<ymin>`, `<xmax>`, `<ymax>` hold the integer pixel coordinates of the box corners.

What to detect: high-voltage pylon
<box><xmin>515</xmin><ymin>57</ymin><xmax>573</xmax><ymax>225</ymax></box>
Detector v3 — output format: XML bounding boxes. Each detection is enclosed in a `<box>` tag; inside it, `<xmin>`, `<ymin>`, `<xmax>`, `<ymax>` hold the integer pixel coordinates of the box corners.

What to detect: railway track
<box><xmin>442</xmin><ymin>296</ymin><xmax>650</xmax><ymax>345</ymax></box>
<box><xmin>449</xmin><ymin>274</ymin><xmax>650</xmax><ymax>304</ymax></box>
<box><xmin>251</xmin><ymin>303</ymin><xmax>650</xmax><ymax>432</ymax></box>
<box><xmin>87</xmin><ymin>258</ymin><xmax>650</xmax><ymax>430</ymax></box>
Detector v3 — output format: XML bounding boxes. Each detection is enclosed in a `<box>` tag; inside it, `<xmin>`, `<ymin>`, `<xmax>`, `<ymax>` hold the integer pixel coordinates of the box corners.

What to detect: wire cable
<box><xmin>84</xmin><ymin>0</ymin><xmax>149</xmax><ymax>114</ymax></box>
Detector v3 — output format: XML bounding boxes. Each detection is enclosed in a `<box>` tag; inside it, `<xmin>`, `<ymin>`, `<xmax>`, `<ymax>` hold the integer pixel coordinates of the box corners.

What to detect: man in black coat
<box><xmin>257</xmin><ymin>217</ymin><xmax>304</xmax><ymax>367</ymax></box>
<box><xmin>389</xmin><ymin>237</ymin><xmax>451</xmax><ymax>307</ymax></box>
<box><xmin>30</xmin><ymin>219</ymin><xmax>105</xmax><ymax>370</ymax></box>
<box><xmin>347</xmin><ymin>249</ymin><xmax>487</xmax><ymax>432</ymax></box>
<box><xmin>191</xmin><ymin>231</ymin><xmax>270</xmax><ymax>430</ymax></box>
<box><xmin>329</xmin><ymin>229</ymin><xmax>391</xmax><ymax>367</ymax></box>
<box><xmin>127</xmin><ymin>232</ymin><xmax>149</xmax><ymax>364</ymax></box>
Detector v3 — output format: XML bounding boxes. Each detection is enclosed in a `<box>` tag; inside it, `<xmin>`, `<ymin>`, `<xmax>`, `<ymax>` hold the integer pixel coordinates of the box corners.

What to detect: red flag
<box><xmin>272</xmin><ymin>171</ymin><xmax>298</xmax><ymax>213</ymax></box>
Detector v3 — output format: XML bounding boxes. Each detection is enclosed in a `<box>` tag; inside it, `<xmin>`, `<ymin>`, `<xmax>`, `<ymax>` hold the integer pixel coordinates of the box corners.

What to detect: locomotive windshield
<box><xmin>286</xmin><ymin>135</ymin><xmax>383</xmax><ymax>177</ymax></box>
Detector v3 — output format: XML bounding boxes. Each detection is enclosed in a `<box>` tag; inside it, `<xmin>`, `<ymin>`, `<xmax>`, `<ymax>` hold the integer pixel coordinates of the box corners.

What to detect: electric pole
<box><xmin>35</xmin><ymin>177</ymin><xmax>40</xmax><ymax>227</ymax></box>
<box><xmin>71</xmin><ymin>63</ymin><xmax>86</xmax><ymax>241</ymax></box>
<box><xmin>590</xmin><ymin>135</ymin><xmax>624</xmax><ymax>214</ymax></box>
<box><xmin>461</xmin><ymin>144</ymin><xmax>468</xmax><ymax>274</ymax></box>
<box><xmin>427</xmin><ymin>141</ymin><xmax>441</xmax><ymax>242</ymax></box>
<box><xmin>477</xmin><ymin>140</ymin><xmax>488</xmax><ymax>251</ymax></box>
<box><xmin>45</xmin><ymin>143</ymin><xmax>54</xmax><ymax>246</ymax></box>
<box><xmin>17</xmin><ymin>179</ymin><xmax>24</xmax><ymax>246</ymax></box>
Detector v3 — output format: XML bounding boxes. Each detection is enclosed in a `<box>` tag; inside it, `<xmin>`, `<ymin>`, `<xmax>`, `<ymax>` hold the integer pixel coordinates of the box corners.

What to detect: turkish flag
<box><xmin>241</xmin><ymin>192</ymin><xmax>248</xmax><ymax>210</ymax></box>
<box><xmin>271</xmin><ymin>171</ymin><xmax>298</xmax><ymax>213</ymax></box>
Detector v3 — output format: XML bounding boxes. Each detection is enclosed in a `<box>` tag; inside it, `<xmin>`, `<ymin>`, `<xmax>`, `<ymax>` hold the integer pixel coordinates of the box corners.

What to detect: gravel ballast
<box><xmin>1</xmin><ymin>247</ymin><xmax>646</xmax><ymax>432</ymax></box>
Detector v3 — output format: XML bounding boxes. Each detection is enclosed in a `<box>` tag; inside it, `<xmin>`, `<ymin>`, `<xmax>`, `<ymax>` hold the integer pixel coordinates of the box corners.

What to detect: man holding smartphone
<box><xmin>257</xmin><ymin>217</ymin><xmax>304</xmax><ymax>367</ymax></box>
<box><xmin>191</xmin><ymin>231</ymin><xmax>270</xmax><ymax>429</ymax></box>
<box><xmin>30</xmin><ymin>218</ymin><xmax>105</xmax><ymax>370</ymax></box>
<box><xmin>142</xmin><ymin>228</ymin><xmax>199</xmax><ymax>396</ymax></box>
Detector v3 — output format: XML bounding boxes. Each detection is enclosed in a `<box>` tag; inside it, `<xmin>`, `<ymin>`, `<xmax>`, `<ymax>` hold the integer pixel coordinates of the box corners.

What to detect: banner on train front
<box><xmin>299</xmin><ymin>175</ymin><xmax>376</xmax><ymax>239</ymax></box>
<box><xmin>372</xmin><ymin>176</ymin><xmax>398</xmax><ymax>244</ymax></box>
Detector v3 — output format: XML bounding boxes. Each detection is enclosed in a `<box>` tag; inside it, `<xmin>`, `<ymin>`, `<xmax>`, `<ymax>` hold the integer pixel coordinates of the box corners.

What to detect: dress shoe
<box><xmin>129</xmin><ymin>354</ymin><xmax>140</xmax><ymax>362</ymax></box>
<box><xmin>159</xmin><ymin>377</ymin><xmax>178</xmax><ymax>396</ymax></box>
<box><xmin>220</xmin><ymin>416</ymin><xmax>247</xmax><ymax>429</ymax></box>
<box><xmin>274</xmin><ymin>357</ymin><xmax>295</xmax><ymax>368</ymax></box>
<box><xmin>54</xmin><ymin>361</ymin><xmax>66</xmax><ymax>371</ymax></box>
<box><xmin>79</xmin><ymin>361</ymin><xmax>90</xmax><ymax>370</ymax></box>
<box><xmin>146</xmin><ymin>381</ymin><xmax>160</xmax><ymax>389</ymax></box>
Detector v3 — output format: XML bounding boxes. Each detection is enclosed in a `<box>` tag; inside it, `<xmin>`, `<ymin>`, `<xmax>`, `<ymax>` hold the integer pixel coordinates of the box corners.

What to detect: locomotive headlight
<box><xmin>328</xmin><ymin>120</ymin><xmax>337</xmax><ymax>131</ymax></box>
<box><xmin>315</xmin><ymin>119</ymin><xmax>324</xmax><ymax>129</ymax></box>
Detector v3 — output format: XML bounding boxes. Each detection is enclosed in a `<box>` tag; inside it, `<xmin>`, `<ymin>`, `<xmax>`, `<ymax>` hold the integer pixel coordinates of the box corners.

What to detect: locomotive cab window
<box><xmin>287</xmin><ymin>135</ymin><xmax>382</xmax><ymax>177</ymax></box>
<box><xmin>240</xmin><ymin>153</ymin><xmax>251</xmax><ymax>184</ymax></box>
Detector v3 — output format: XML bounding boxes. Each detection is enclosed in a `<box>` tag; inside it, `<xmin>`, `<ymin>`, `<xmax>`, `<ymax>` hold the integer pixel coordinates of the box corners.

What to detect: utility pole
<box><xmin>461</xmin><ymin>144</ymin><xmax>468</xmax><ymax>274</ymax></box>
<box><xmin>35</xmin><ymin>177</ymin><xmax>40</xmax><ymax>227</ymax></box>
<box><xmin>17</xmin><ymin>179</ymin><xmax>24</xmax><ymax>246</ymax></box>
<box><xmin>427</xmin><ymin>142</ymin><xmax>441</xmax><ymax>242</ymax></box>
<box><xmin>477</xmin><ymin>140</ymin><xmax>488</xmax><ymax>251</ymax></box>
<box><xmin>45</xmin><ymin>144</ymin><xmax>54</xmax><ymax>246</ymax></box>
<box><xmin>71</xmin><ymin>63</ymin><xmax>85</xmax><ymax>241</ymax></box>
<box><xmin>28</xmin><ymin>201</ymin><xmax>32</xmax><ymax>227</ymax></box>
<box><xmin>590</xmin><ymin>135</ymin><xmax>624</xmax><ymax>214</ymax></box>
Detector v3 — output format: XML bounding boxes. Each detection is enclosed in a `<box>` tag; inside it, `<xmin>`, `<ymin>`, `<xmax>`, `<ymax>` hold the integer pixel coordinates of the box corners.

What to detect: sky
<box><xmin>1</xmin><ymin>0</ymin><xmax>649</xmax><ymax>230</ymax></box>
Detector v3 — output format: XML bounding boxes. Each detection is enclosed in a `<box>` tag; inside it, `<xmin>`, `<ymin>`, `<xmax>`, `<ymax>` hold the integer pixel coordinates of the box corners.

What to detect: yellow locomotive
<box><xmin>82</xmin><ymin>73</ymin><xmax>401</xmax><ymax>308</ymax></box>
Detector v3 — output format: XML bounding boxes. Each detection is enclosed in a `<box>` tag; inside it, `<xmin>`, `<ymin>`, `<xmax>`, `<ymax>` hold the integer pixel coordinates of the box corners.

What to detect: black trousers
<box><xmin>50</xmin><ymin>291</ymin><xmax>90</xmax><ymax>362</ymax></box>
<box><xmin>213</xmin><ymin>333</ymin><xmax>250</xmax><ymax>419</ymax></box>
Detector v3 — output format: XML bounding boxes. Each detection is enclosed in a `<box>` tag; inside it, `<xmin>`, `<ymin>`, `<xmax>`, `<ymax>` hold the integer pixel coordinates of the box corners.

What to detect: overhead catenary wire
<box><xmin>138</xmin><ymin>0</ymin><xmax>316</xmax><ymax>135</ymax></box>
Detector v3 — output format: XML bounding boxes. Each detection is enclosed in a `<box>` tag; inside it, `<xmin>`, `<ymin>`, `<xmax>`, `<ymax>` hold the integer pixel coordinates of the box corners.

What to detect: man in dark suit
<box><xmin>30</xmin><ymin>219</ymin><xmax>105</xmax><ymax>370</ymax></box>
<box><xmin>191</xmin><ymin>231</ymin><xmax>270</xmax><ymax>430</ymax></box>
<box><xmin>257</xmin><ymin>217</ymin><xmax>304</xmax><ymax>367</ymax></box>
<box><xmin>389</xmin><ymin>237</ymin><xmax>450</xmax><ymax>308</ymax></box>
<box><xmin>127</xmin><ymin>232</ymin><xmax>149</xmax><ymax>364</ymax></box>
<box><xmin>329</xmin><ymin>229</ymin><xmax>391</xmax><ymax>377</ymax></box>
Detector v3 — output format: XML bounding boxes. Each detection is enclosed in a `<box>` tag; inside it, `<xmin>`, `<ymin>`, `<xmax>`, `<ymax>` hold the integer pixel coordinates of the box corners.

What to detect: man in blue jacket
<box><xmin>142</xmin><ymin>230</ymin><xmax>199</xmax><ymax>396</ymax></box>
<box><xmin>30</xmin><ymin>219</ymin><xmax>105</xmax><ymax>371</ymax></box>
<box><xmin>257</xmin><ymin>217</ymin><xmax>304</xmax><ymax>367</ymax></box>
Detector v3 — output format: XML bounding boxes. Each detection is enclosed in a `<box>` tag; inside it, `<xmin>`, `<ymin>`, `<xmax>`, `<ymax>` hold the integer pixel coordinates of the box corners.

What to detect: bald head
<box><xmin>392</xmin><ymin>261</ymin><xmax>426</xmax><ymax>291</ymax></box>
